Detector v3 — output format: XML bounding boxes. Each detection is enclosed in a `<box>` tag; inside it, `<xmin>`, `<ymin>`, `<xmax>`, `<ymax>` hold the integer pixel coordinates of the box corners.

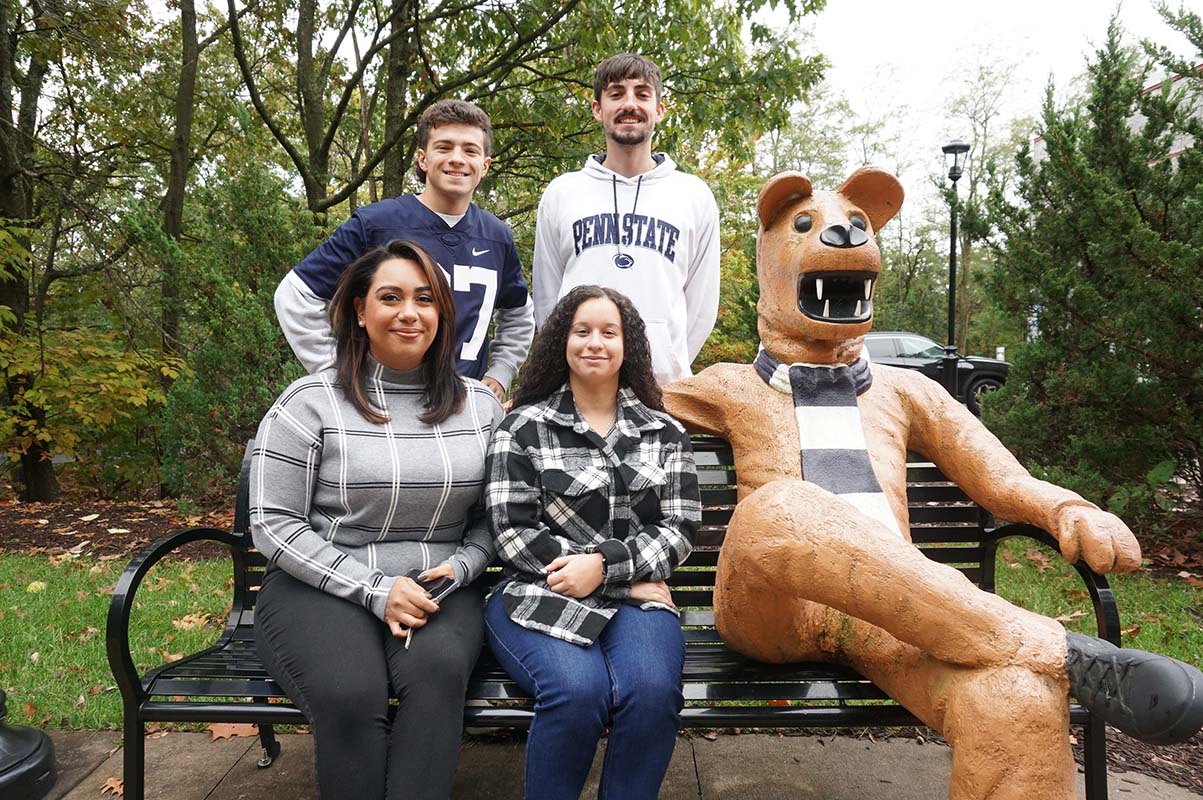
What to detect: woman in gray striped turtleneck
<box><xmin>249</xmin><ymin>240</ymin><xmax>503</xmax><ymax>800</ymax></box>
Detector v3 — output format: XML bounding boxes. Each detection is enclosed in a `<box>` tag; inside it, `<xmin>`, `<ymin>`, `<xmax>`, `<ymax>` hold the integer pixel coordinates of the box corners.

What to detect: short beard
<box><xmin>608</xmin><ymin>127</ymin><xmax>650</xmax><ymax>147</ymax></box>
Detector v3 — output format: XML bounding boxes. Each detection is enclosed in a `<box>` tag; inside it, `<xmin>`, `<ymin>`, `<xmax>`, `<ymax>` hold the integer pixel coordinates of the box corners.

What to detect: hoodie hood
<box><xmin>582</xmin><ymin>153</ymin><xmax>679</xmax><ymax>185</ymax></box>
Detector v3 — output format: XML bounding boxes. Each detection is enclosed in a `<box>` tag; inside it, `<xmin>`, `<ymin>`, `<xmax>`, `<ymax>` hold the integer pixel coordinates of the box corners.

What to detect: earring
<box><xmin>358</xmin><ymin>318</ymin><xmax>365</xmax><ymax>327</ymax></box>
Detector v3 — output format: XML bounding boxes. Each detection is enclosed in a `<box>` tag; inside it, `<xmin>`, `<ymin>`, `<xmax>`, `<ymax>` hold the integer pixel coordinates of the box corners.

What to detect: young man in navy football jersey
<box><xmin>275</xmin><ymin>100</ymin><xmax>534</xmax><ymax>401</ymax></box>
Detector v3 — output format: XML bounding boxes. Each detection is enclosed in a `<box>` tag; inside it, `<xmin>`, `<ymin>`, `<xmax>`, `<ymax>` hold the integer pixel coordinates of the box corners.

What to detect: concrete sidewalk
<box><xmin>47</xmin><ymin>730</ymin><xmax>1195</xmax><ymax>799</ymax></box>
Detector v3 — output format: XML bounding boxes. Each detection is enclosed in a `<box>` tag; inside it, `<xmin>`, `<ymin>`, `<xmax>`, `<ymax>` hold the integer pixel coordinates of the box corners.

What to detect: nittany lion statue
<box><xmin>663</xmin><ymin>168</ymin><xmax>1203</xmax><ymax>800</ymax></box>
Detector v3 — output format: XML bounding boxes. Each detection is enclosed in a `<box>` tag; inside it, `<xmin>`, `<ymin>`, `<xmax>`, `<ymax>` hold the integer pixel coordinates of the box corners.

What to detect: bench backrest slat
<box><xmin>229</xmin><ymin>437</ymin><xmax>990</xmax><ymax>620</ymax></box>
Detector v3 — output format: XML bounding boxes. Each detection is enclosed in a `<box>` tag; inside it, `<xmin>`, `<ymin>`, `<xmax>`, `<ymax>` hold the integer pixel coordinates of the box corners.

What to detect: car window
<box><xmin>864</xmin><ymin>338</ymin><xmax>895</xmax><ymax>359</ymax></box>
<box><xmin>897</xmin><ymin>336</ymin><xmax>944</xmax><ymax>358</ymax></box>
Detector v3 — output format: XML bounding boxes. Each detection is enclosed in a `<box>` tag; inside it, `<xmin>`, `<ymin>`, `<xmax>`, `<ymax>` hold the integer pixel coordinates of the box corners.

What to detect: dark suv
<box><xmin>863</xmin><ymin>332</ymin><xmax>1009</xmax><ymax>415</ymax></box>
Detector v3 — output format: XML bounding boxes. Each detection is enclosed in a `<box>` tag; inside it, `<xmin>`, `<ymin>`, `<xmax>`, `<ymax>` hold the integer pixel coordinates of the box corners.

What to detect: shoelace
<box><xmin>1070</xmin><ymin>649</ymin><xmax>1136</xmax><ymax>716</ymax></box>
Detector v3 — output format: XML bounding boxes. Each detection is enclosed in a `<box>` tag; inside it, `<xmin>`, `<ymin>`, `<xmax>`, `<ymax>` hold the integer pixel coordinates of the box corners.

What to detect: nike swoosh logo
<box><xmin>471</xmin><ymin>248</ymin><xmax>490</xmax><ymax>256</ymax></box>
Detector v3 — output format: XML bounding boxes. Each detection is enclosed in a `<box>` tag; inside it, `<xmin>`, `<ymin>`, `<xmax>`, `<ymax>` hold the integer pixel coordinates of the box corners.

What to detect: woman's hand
<box><xmin>546</xmin><ymin>553</ymin><xmax>604</xmax><ymax>598</ymax></box>
<box><xmin>629</xmin><ymin>580</ymin><xmax>675</xmax><ymax>608</ymax></box>
<box><xmin>383</xmin><ymin>575</ymin><xmax>441</xmax><ymax>638</ymax></box>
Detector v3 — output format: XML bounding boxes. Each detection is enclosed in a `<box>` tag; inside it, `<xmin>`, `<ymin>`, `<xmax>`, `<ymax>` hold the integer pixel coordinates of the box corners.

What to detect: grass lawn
<box><xmin>0</xmin><ymin>551</ymin><xmax>230</xmax><ymax>729</ymax></box>
<box><xmin>1</xmin><ymin>539</ymin><xmax>1200</xmax><ymax>730</ymax></box>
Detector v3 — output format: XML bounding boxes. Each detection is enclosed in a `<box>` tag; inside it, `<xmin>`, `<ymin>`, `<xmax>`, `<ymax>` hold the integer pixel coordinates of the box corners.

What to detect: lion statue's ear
<box><xmin>838</xmin><ymin>167</ymin><xmax>904</xmax><ymax>233</ymax></box>
<box><xmin>757</xmin><ymin>172</ymin><xmax>813</xmax><ymax>229</ymax></box>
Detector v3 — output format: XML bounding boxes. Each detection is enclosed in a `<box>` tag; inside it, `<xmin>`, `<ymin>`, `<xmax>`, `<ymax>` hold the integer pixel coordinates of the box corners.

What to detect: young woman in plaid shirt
<box><xmin>484</xmin><ymin>285</ymin><xmax>701</xmax><ymax>800</ymax></box>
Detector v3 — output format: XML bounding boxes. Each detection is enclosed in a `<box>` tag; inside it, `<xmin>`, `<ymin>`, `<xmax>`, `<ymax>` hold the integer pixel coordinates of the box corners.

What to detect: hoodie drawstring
<box><xmin>611</xmin><ymin>174</ymin><xmax>643</xmax><ymax>268</ymax></box>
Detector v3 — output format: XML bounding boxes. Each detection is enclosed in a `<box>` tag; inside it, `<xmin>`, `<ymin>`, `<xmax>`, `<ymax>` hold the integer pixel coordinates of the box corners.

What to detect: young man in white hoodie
<box><xmin>533</xmin><ymin>54</ymin><xmax>720</xmax><ymax>384</ymax></box>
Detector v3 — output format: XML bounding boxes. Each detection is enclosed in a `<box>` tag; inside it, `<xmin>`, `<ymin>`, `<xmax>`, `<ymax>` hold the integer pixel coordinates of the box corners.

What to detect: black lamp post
<box><xmin>941</xmin><ymin>138</ymin><xmax>971</xmax><ymax>396</ymax></box>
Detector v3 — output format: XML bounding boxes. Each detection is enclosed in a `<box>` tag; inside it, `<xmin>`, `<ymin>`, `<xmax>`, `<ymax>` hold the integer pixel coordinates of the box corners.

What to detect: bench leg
<box><xmin>122</xmin><ymin>706</ymin><xmax>145</xmax><ymax>800</ymax></box>
<box><xmin>1082</xmin><ymin>715</ymin><xmax>1107</xmax><ymax>800</ymax></box>
<box><xmin>257</xmin><ymin>723</ymin><xmax>282</xmax><ymax>768</ymax></box>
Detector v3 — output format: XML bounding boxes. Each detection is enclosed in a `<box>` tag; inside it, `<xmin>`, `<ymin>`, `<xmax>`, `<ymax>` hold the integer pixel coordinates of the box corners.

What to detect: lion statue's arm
<box><xmin>662</xmin><ymin>367</ymin><xmax>735</xmax><ymax>439</ymax></box>
<box><xmin>899</xmin><ymin>369</ymin><xmax>1140</xmax><ymax>574</ymax></box>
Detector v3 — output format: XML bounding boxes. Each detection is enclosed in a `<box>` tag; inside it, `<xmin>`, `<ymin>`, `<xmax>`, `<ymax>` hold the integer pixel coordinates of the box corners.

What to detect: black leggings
<box><xmin>254</xmin><ymin>568</ymin><xmax>483</xmax><ymax>800</ymax></box>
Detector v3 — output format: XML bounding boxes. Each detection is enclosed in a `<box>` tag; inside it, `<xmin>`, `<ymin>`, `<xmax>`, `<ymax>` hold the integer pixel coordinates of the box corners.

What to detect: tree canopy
<box><xmin>985</xmin><ymin>11</ymin><xmax>1203</xmax><ymax>524</ymax></box>
<box><xmin>0</xmin><ymin>0</ymin><xmax>825</xmax><ymax>500</ymax></box>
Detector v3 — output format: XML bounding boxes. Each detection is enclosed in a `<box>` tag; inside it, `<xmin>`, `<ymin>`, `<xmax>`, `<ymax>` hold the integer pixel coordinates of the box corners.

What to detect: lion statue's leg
<box><xmin>856</xmin><ymin>634</ymin><xmax>1076</xmax><ymax>800</ymax></box>
<box><xmin>714</xmin><ymin>478</ymin><xmax>1078</xmax><ymax>799</ymax></box>
<box><xmin>715</xmin><ymin>478</ymin><xmax>1066</xmax><ymax>673</ymax></box>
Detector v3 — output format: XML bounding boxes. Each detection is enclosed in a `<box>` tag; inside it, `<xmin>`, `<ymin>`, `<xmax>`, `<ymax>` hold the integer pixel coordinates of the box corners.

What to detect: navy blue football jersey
<box><xmin>292</xmin><ymin>195</ymin><xmax>529</xmax><ymax>380</ymax></box>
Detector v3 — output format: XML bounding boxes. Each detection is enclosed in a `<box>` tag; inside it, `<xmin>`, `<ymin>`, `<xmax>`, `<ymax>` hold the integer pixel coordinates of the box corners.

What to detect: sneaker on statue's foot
<box><xmin>1066</xmin><ymin>632</ymin><xmax>1203</xmax><ymax>745</ymax></box>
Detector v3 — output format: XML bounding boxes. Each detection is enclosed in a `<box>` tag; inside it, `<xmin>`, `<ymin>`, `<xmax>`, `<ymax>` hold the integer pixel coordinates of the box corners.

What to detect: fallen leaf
<box><xmin>767</xmin><ymin>699</ymin><xmax>790</xmax><ymax>707</ymax></box>
<box><xmin>76</xmin><ymin>590</ymin><xmax>88</xmax><ymax>602</ymax></box>
<box><xmin>89</xmin><ymin>684</ymin><xmax>104</xmax><ymax>696</ymax></box>
<box><xmin>1123</xmin><ymin>624</ymin><xmax>1142</xmax><ymax>639</ymax></box>
<box><xmin>172</xmin><ymin>613</ymin><xmax>210</xmax><ymax>631</ymax></box>
<box><xmin>1054</xmin><ymin>610</ymin><xmax>1087</xmax><ymax>623</ymax></box>
<box><xmin>1185</xmin><ymin>576</ymin><xmax>1203</xmax><ymax>589</ymax></box>
<box><xmin>22</xmin><ymin>701</ymin><xmax>37</xmax><ymax>718</ymax></box>
<box><xmin>1069</xmin><ymin>734</ymin><xmax>1078</xmax><ymax>745</ymax></box>
<box><xmin>701</xmin><ymin>731</ymin><xmax>718</xmax><ymax>741</ymax></box>
<box><xmin>79</xmin><ymin>513</ymin><xmax>100</xmax><ymax>522</ymax></box>
<box><xmin>36</xmin><ymin>518</ymin><xmax>48</xmax><ymax>525</ymax></box>
<box><xmin>207</xmin><ymin>722</ymin><xmax>258</xmax><ymax>741</ymax></box>
<box><xmin>69</xmin><ymin>627</ymin><xmax>99</xmax><ymax>642</ymax></box>
<box><xmin>107</xmin><ymin>528</ymin><xmax>131</xmax><ymax>535</ymax></box>
<box><xmin>75</xmin><ymin>695</ymin><xmax>86</xmax><ymax>710</ymax></box>
<box><xmin>161</xmin><ymin>651</ymin><xmax>183</xmax><ymax>663</ymax></box>
<box><xmin>1024</xmin><ymin>548</ymin><xmax>1051</xmax><ymax>573</ymax></box>
<box><xmin>100</xmin><ymin>776</ymin><xmax>123</xmax><ymax>796</ymax></box>
<box><xmin>26</xmin><ymin>581</ymin><xmax>47</xmax><ymax>593</ymax></box>
<box><xmin>29</xmin><ymin>652</ymin><xmax>39</xmax><ymax>663</ymax></box>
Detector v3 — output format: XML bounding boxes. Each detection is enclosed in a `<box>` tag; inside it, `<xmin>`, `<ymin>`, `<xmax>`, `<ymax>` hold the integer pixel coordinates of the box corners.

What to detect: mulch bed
<box><xmin>0</xmin><ymin>497</ymin><xmax>233</xmax><ymax>558</ymax></box>
<box><xmin>761</xmin><ymin>726</ymin><xmax>1202</xmax><ymax>795</ymax></box>
<box><xmin>2</xmin><ymin>499</ymin><xmax>1200</xmax><ymax>793</ymax></box>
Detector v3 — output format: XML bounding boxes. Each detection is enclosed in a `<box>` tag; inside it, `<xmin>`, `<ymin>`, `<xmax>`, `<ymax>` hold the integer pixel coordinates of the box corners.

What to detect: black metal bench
<box><xmin>107</xmin><ymin>437</ymin><xmax>1120</xmax><ymax>800</ymax></box>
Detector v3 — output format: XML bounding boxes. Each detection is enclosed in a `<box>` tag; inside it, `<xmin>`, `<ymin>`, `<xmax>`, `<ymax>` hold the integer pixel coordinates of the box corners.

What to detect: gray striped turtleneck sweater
<box><xmin>249</xmin><ymin>356</ymin><xmax>503</xmax><ymax>620</ymax></box>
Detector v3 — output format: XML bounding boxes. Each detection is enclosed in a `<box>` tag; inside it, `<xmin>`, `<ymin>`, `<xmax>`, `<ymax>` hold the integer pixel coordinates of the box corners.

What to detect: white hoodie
<box><xmin>533</xmin><ymin>154</ymin><xmax>720</xmax><ymax>384</ymax></box>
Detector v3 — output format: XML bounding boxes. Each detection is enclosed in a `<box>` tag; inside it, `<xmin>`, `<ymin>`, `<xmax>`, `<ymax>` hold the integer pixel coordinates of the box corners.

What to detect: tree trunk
<box><xmin>159</xmin><ymin>0</ymin><xmax>198</xmax><ymax>393</ymax></box>
<box><xmin>383</xmin><ymin>0</ymin><xmax>417</xmax><ymax>198</ymax></box>
<box><xmin>0</xmin><ymin>2</ymin><xmax>56</xmax><ymax>499</ymax></box>
<box><xmin>297</xmin><ymin>0</ymin><xmax>329</xmax><ymax>206</ymax></box>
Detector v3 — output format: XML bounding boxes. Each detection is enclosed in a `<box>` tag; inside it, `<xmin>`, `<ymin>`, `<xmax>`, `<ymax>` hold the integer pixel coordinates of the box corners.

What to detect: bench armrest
<box><xmin>980</xmin><ymin>522</ymin><xmax>1122</xmax><ymax>646</ymax></box>
<box><xmin>105</xmin><ymin>527</ymin><xmax>244</xmax><ymax>704</ymax></box>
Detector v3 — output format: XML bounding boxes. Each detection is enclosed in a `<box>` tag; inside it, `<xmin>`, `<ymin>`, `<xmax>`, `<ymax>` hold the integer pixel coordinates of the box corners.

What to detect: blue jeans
<box><xmin>484</xmin><ymin>591</ymin><xmax>685</xmax><ymax>800</ymax></box>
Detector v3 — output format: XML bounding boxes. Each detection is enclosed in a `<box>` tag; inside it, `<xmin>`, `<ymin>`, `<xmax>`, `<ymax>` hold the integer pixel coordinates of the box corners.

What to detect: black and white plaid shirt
<box><xmin>486</xmin><ymin>384</ymin><xmax>700</xmax><ymax>646</ymax></box>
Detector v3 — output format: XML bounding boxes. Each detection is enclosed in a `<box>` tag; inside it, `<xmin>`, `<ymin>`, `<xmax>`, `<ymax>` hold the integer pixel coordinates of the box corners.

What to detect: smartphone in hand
<box><xmin>404</xmin><ymin>568</ymin><xmax>457</xmax><ymax>604</ymax></box>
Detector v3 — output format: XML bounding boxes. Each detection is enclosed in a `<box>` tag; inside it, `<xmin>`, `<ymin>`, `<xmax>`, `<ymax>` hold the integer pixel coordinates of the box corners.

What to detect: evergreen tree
<box><xmin>986</xmin><ymin>13</ymin><xmax>1203</xmax><ymax>526</ymax></box>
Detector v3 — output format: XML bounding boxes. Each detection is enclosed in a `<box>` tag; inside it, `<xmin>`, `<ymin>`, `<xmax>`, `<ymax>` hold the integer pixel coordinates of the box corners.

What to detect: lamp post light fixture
<box><xmin>941</xmin><ymin>138</ymin><xmax>971</xmax><ymax>396</ymax></box>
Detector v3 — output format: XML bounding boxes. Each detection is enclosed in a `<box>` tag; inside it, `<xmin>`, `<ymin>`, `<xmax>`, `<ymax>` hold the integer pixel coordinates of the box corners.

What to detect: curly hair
<box><xmin>512</xmin><ymin>285</ymin><xmax>663</xmax><ymax>411</ymax></box>
<box><xmin>328</xmin><ymin>240</ymin><xmax>465</xmax><ymax>424</ymax></box>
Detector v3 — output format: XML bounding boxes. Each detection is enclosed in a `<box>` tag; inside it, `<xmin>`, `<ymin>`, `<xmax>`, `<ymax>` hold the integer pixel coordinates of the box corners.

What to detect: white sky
<box><xmin>788</xmin><ymin>0</ymin><xmax>1198</xmax><ymax>205</ymax></box>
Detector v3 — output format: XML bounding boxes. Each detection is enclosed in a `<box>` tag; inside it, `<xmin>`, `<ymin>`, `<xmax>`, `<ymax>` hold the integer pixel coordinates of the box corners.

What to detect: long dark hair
<box><xmin>329</xmin><ymin>240</ymin><xmax>465</xmax><ymax>424</ymax></box>
<box><xmin>512</xmin><ymin>285</ymin><xmax>662</xmax><ymax>411</ymax></box>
